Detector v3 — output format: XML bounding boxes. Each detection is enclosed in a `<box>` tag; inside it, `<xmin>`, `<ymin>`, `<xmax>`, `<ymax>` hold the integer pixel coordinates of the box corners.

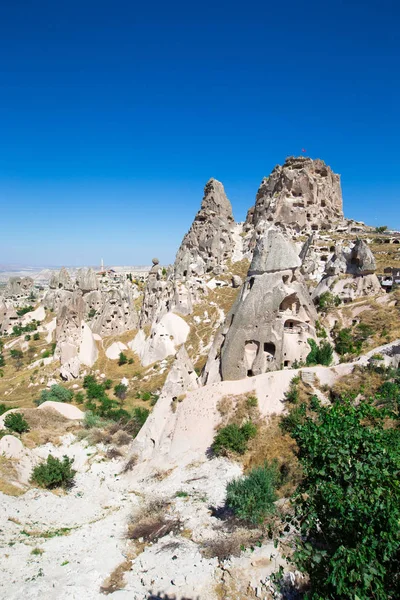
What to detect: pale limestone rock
<box><xmin>134</xmin><ymin>312</ymin><xmax>190</xmax><ymax>367</ymax></box>
<box><xmin>78</xmin><ymin>322</ymin><xmax>98</xmax><ymax>367</ymax></box>
<box><xmin>38</xmin><ymin>402</ymin><xmax>84</xmax><ymax>420</ymax></box>
<box><xmin>174</xmin><ymin>179</ymin><xmax>235</xmax><ymax>279</ymax></box>
<box><xmin>232</xmin><ymin>275</ymin><xmax>242</xmax><ymax>288</ymax></box>
<box><xmin>3</xmin><ymin>276</ymin><xmax>34</xmax><ymax>299</ymax></box>
<box><xmin>76</xmin><ymin>267</ymin><xmax>98</xmax><ymax>293</ymax></box>
<box><xmin>105</xmin><ymin>341</ymin><xmax>128</xmax><ymax>360</ymax></box>
<box><xmin>202</xmin><ymin>228</ymin><xmax>317</xmax><ymax>383</ymax></box>
<box><xmin>313</xmin><ymin>239</ymin><xmax>383</xmax><ymax>303</ymax></box>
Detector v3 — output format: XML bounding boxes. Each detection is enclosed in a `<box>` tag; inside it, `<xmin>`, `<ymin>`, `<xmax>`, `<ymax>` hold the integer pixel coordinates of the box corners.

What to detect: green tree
<box><xmin>291</xmin><ymin>400</ymin><xmax>400</xmax><ymax>600</ymax></box>
<box><xmin>4</xmin><ymin>412</ymin><xmax>30</xmax><ymax>433</ymax></box>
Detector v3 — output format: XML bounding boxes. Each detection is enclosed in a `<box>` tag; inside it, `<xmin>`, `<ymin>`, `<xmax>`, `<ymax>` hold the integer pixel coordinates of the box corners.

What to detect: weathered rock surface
<box><xmin>203</xmin><ymin>227</ymin><xmax>318</xmax><ymax>383</ymax></box>
<box><xmin>132</xmin><ymin>312</ymin><xmax>190</xmax><ymax>367</ymax></box>
<box><xmin>313</xmin><ymin>239</ymin><xmax>383</xmax><ymax>303</ymax></box>
<box><xmin>246</xmin><ymin>156</ymin><xmax>344</xmax><ymax>235</ymax></box>
<box><xmin>3</xmin><ymin>276</ymin><xmax>34</xmax><ymax>299</ymax></box>
<box><xmin>174</xmin><ymin>178</ymin><xmax>235</xmax><ymax>279</ymax></box>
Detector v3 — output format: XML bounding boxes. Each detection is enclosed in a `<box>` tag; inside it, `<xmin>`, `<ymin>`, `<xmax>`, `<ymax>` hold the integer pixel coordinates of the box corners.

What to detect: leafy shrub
<box><xmin>35</xmin><ymin>384</ymin><xmax>73</xmax><ymax>406</ymax></box>
<box><xmin>103</xmin><ymin>379</ymin><xmax>113</xmax><ymax>390</ymax></box>
<box><xmin>306</xmin><ymin>339</ymin><xmax>333</xmax><ymax>366</ymax></box>
<box><xmin>0</xmin><ymin>354</ymin><xmax>5</xmax><ymax>367</ymax></box>
<box><xmin>132</xmin><ymin>407</ymin><xmax>149</xmax><ymax>433</ymax></box>
<box><xmin>212</xmin><ymin>422</ymin><xmax>257</xmax><ymax>456</ymax></box>
<box><xmin>114</xmin><ymin>384</ymin><xmax>128</xmax><ymax>401</ymax></box>
<box><xmin>246</xmin><ymin>395</ymin><xmax>258</xmax><ymax>408</ymax></box>
<box><xmin>33</xmin><ymin>332</ymin><xmax>40</xmax><ymax>341</ymax></box>
<box><xmin>280</xmin><ymin>403</ymin><xmax>307</xmax><ymax>433</ymax></box>
<box><xmin>10</xmin><ymin>349</ymin><xmax>23</xmax><ymax>359</ymax></box>
<box><xmin>375</xmin><ymin>225</ymin><xmax>388</xmax><ymax>233</ymax></box>
<box><xmin>4</xmin><ymin>412</ymin><xmax>30</xmax><ymax>433</ymax></box>
<box><xmin>226</xmin><ymin>463</ymin><xmax>278</xmax><ymax>524</ymax></box>
<box><xmin>118</xmin><ymin>352</ymin><xmax>128</xmax><ymax>366</ymax></box>
<box><xmin>291</xmin><ymin>400</ymin><xmax>400</xmax><ymax>600</ymax></box>
<box><xmin>0</xmin><ymin>403</ymin><xmax>12</xmax><ymax>416</ymax></box>
<box><xmin>31</xmin><ymin>455</ymin><xmax>76</xmax><ymax>489</ymax></box>
<box><xmin>317</xmin><ymin>292</ymin><xmax>341</xmax><ymax>311</ymax></box>
<box><xmin>16</xmin><ymin>305</ymin><xmax>34</xmax><ymax>317</ymax></box>
<box><xmin>88</xmin><ymin>308</ymin><xmax>96</xmax><ymax>319</ymax></box>
<box><xmin>74</xmin><ymin>391</ymin><xmax>85</xmax><ymax>404</ymax></box>
<box><xmin>334</xmin><ymin>327</ymin><xmax>359</xmax><ymax>355</ymax></box>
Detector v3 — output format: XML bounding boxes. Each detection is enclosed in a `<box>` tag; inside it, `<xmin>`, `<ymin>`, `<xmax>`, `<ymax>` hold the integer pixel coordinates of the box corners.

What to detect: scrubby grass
<box><xmin>127</xmin><ymin>499</ymin><xmax>182</xmax><ymax>543</ymax></box>
<box><xmin>212</xmin><ymin>422</ymin><xmax>257</xmax><ymax>456</ymax></box>
<box><xmin>226</xmin><ymin>463</ymin><xmax>279</xmax><ymax>524</ymax></box>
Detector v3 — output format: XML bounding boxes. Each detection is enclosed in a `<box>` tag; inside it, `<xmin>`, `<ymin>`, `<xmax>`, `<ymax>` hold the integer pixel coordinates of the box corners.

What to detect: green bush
<box><xmin>317</xmin><ymin>292</ymin><xmax>341</xmax><ymax>311</ymax></box>
<box><xmin>132</xmin><ymin>407</ymin><xmax>149</xmax><ymax>431</ymax></box>
<box><xmin>246</xmin><ymin>395</ymin><xmax>258</xmax><ymax>408</ymax></box>
<box><xmin>118</xmin><ymin>352</ymin><xmax>128</xmax><ymax>366</ymax></box>
<box><xmin>35</xmin><ymin>384</ymin><xmax>74</xmax><ymax>406</ymax></box>
<box><xmin>306</xmin><ymin>339</ymin><xmax>333</xmax><ymax>366</ymax></box>
<box><xmin>291</xmin><ymin>400</ymin><xmax>400</xmax><ymax>599</ymax></box>
<box><xmin>33</xmin><ymin>332</ymin><xmax>40</xmax><ymax>341</ymax></box>
<box><xmin>4</xmin><ymin>412</ymin><xmax>29</xmax><ymax>433</ymax></box>
<box><xmin>31</xmin><ymin>455</ymin><xmax>76</xmax><ymax>489</ymax></box>
<box><xmin>16</xmin><ymin>306</ymin><xmax>34</xmax><ymax>317</ymax></box>
<box><xmin>226</xmin><ymin>464</ymin><xmax>278</xmax><ymax>524</ymax></box>
<box><xmin>0</xmin><ymin>354</ymin><xmax>5</xmax><ymax>368</ymax></box>
<box><xmin>212</xmin><ymin>422</ymin><xmax>257</xmax><ymax>456</ymax></box>
<box><xmin>74</xmin><ymin>391</ymin><xmax>85</xmax><ymax>404</ymax></box>
<box><xmin>114</xmin><ymin>383</ymin><xmax>128</xmax><ymax>401</ymax></box>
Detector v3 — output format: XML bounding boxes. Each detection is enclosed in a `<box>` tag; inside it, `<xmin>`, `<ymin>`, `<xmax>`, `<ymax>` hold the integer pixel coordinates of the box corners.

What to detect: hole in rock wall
<box><xmin>280</xmin><ymin>293</ymin><xmax>300</xmax><ymax>315</ymax></box>
<box><xmin>247</xmin><ymin>370</ymin><xmax>254</xmax><ymax>377</ymax></box>
<box><xmin>248</xmin><ymin>277</ymin><xmax>255</xmax><ymax>290</ymax></box>
<box><xmin>284</xmin><ymin>360</ymin><xmax>290</xmax><ymax>367</ymax></box>
<box><xmin>244</xmin><ymin>340</ymin><xmax>260</xmax><ymax>371</ymax></box>
<box><xmin>263</xmin><ymin>342</ymin><xmax>276</xmax><ymax>356</ymax></box>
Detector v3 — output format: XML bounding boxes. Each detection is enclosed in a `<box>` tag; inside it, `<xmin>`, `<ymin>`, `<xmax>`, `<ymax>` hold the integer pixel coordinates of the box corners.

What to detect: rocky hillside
<box><xmin>1</xmin><ymin>156</ymin><xmax>399</xmax><ymax>600</ymax></box>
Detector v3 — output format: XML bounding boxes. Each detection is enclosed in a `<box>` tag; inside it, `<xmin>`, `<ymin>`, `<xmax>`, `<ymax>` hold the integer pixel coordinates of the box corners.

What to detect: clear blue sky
<box><xmin>1</xmin><ymin>1</ymin><xmax>399</xmax><ymax>267</ymax></box>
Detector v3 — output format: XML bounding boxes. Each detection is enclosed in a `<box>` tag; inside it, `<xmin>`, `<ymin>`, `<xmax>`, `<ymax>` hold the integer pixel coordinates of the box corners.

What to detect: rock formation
<box><xmin>202</xmin><ymin>228</ymin><xmax>318</xmax><ymax>383</ymax></box>
<box><xmin>174</xmin><ymin>178</ymin><xmax>236</xmax><ymax>279</ymax></box>
<box><xmin>245</xmin><ymin>156</ymin><xmax>344</xmax><ymax>236</ymax></box>
<box><xmin>133</xmin><ymin>345</ymin><xmax>200</xmax><ymax>461</ymax></box>
<box><xmin>3</xmin><ymin>276</ymin><xmax>34</xmax><ymax>300</ymax></box>
<box><xmin>313</xmin><ymin>239</ymin><xmax>383</xmax><ymax>303</ymax></box>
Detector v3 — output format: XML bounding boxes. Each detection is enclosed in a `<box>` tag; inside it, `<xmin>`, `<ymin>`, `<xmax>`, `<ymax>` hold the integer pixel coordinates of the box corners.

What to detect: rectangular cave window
<box><xmin>247</xmin><ymin>369</ymin><xmax>254</xmax><ymax>377</ymax></box>
<box><xmin>284</xmin><ymin>360</ymin><xmax>290</xmax><ymax>367</ymax></box>
<box><xmin>264</xmin><ymin>342</ymin><xmax>276</xmax><ymax>355</ymax></box>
